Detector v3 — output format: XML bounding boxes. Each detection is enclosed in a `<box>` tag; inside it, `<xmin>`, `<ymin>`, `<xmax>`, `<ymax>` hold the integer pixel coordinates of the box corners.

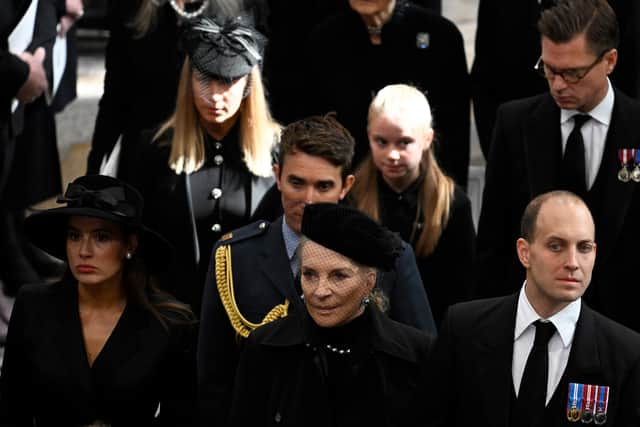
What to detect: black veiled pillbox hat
<box><xmin>24</xmin><ymin>175</ymin><xmax>172</xmax><ymax>269</ymax></box>
<box><xmin>301</xmin><ymin>203</ymin><xmax>404</xmax><ymax>271</ymax></box>
<box><xmin>182</xmin><ymin>15</ymin><xmax>266</xmax><ymax>81</ymax></box>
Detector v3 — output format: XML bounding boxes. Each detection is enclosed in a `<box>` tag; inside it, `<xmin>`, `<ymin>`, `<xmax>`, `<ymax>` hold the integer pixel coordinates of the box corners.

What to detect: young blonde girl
<box><xmin>351</xmin><ymin>84</ymin><xmax>475</xmax><ymax>327</ymax></box>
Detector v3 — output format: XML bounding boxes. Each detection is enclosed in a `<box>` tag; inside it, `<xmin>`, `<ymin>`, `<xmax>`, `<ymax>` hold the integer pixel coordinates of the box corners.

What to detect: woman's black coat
<box><xmin>132</xmin><ymin>128</ymin><xmax>275</xmax><ymax>314</ymax></box>
<box><xmin>0</xmin><ymin>281</ymin><xmax>197</xmax><ymax>426</ymax></box>
<box><xmin>229</xmin><ymin>307</ymin><xmax>434</xmax><ymax>427</ymax></box>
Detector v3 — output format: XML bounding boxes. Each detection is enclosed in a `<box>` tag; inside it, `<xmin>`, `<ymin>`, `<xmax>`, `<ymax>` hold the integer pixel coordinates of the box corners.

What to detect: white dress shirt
<box><xmin>561</xmin><ymin>79</ymin><xmax>614</xmax><ymax>189</ymax></box>
<box><xmin>512</xmin><ymin>282</ymin><xmax>581</xmax><ymax>404</ymax></box>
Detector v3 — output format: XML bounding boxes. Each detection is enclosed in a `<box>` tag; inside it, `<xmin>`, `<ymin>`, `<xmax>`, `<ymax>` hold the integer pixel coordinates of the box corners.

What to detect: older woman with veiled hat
<box><xmin>229</xmin><ymin>203</ymin><xmax>435</xmax><ymax>427</ymax></box>
<box><xmin>0</xmin><ymin>175</ymin><xmax>197</xmax><ymax>426</ymax></box>
<box><xmin>132</xmin><ymin>15</ymin><xmax>281</xmax><ymax>314</ymax></box>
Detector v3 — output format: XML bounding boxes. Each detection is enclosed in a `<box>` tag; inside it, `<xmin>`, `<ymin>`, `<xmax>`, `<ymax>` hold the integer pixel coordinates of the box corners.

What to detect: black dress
<box><xmin>230</xmin><ymin>305</ymin><xmax>434</xmax><ymax>426</ymax></box>
<box><xmin>376</xmin><ymin>173</ymin><xmax>476</xmax><ymax>328</ymax></box>
<box><xmin>133</xmin><ymin>126</ymin><xmax>275</xmax><ymax>314</ymax></box>
<box><xmin>0</xmin><ymin>281</ymin><xmax>197</xmax><ymax>426</ymax></box>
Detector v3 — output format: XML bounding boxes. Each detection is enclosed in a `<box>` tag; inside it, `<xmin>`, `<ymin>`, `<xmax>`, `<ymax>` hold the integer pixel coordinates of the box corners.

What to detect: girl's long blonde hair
<box><xmin>352</xmin><ymin>84</ymin><xmax>454</xmax><ymax>258</ymax></box>
<box><xmin>155</xmin><ymin>59</ymin><xmax>280</xmax><ymax>177</ymax></box>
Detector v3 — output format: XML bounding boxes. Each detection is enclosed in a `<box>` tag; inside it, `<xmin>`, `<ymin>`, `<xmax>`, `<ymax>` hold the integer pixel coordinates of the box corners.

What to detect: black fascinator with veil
<box><xmin>182</xmin><ymin>14</ymin><xmax>266</xmax><ymax>81</ymax></box>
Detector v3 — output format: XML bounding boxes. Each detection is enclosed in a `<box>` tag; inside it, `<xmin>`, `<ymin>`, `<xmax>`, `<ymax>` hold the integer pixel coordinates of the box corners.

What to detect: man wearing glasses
<box><xmin>475</xmin><ymin>0</ymin><xmax>640</xmax><ymax>333</ymax></box>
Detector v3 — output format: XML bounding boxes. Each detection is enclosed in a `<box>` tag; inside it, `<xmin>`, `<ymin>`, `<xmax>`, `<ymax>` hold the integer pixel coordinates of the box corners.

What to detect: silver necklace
<box><xmin>325</xmin><ymin>344</ymin><xmax>351</xmax><ymax>355</ymax></box>
<box><xmin>169</xmin><ymin>0</ymin><xmax>209</xmax><ymax>19</ymax></box>
<box><xmin>305</xmin><ymin>342</ymin><xmax>352</xmax><ymax>355</ymax></box>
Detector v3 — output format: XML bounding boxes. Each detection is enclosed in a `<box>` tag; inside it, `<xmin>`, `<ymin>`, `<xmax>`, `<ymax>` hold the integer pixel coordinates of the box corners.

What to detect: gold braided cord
<box><xmin>215</xmin><ymin>245</ymin><xmax>290</xmax><ymax>338</ymax></box>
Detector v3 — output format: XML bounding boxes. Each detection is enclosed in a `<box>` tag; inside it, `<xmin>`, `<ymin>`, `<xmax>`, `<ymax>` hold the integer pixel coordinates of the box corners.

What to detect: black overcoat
<box><xmin>229</xmin><ymin>306</ymin><xmax>435</xmax><ymax>427</ymax></box>
<box><xmin>0</xmin><ymin>281</ymin><xmax>197</xmax><ymax>426</ymax></box>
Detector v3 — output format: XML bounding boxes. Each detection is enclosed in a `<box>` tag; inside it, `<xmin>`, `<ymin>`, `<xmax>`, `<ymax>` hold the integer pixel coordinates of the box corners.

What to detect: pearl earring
<box><xmin>125</xmin><ymin>252</ymin><xmax>132</xmax><ymax>260</ymax></box>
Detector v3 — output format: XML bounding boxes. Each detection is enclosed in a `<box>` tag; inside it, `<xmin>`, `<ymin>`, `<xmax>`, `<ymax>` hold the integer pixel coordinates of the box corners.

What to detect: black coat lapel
<box><xmin>590</xmin><ymin>90</ymin><xmax>638</xmax><ymax>267</ymax></box>
<box><xmin>90</xmin><ymin>303</ymin><xmax>145</xmax><ymax>378</ymax></box>
<box><xmin>525</xmin><ymin>95</ymin><xmax>564</xmax><ymax>196</ymax></box>
<box><xmin>545</xmin><ymin>304</ymin><xmax>603</xmax><ymax>424</ymax></box>
<box><xmin>474</xmin><ymin>294</ymin><xmax>519</xmax><ymax>427</ymax></box>
<box><xmin>51</xmin><ymin>282</ymin><xmax>94</xmax><ymax>399</ymax></box>
<box><xmin>250</xmin><ymin>175</ymin><xmax>275</xmax><ymax>215</ymax></box>
<box><xmin>183</xmin><ymin>173</ymin><xmax>201</xmax><ymax>264</ymax></box>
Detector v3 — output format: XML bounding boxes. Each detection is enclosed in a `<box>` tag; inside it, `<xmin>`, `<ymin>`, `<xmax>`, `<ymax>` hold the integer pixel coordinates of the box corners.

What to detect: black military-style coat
<box><xmin>133</xmin><ymin>127</ymin><xmax>274</xmax><ymax>314</ymax></box>
<box><xmin>229</xmin><ymin>306</ymin><xmax>435</xmax><ymax>427</ymax></box>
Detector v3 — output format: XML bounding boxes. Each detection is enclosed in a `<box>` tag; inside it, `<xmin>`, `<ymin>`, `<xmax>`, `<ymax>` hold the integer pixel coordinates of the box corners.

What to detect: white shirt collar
<box><xmin>561</xmin><ymin>78</ymin><xmax>615</xmax><ymax>126</ymax></box>
<box><xmin>514</xmin><ymin>281</ymin><xmax>581</xmax><ymax>348</ymax></box>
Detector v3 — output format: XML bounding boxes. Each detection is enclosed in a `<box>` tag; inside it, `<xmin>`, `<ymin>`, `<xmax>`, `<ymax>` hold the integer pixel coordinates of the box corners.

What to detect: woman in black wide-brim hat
<box><xmin>132</xmin><ymin>15</ymin><xmax>281</xmax><ymax>314</ymax></box>
<box><xmin>0</xmin><ymin>174</ymin><xmax>197</xmax><ymax>426</ymax></box>
<box><xmin>229</xmin><ymin>203</ymin><xmax>435</xmax><ymax>426</ymax></box>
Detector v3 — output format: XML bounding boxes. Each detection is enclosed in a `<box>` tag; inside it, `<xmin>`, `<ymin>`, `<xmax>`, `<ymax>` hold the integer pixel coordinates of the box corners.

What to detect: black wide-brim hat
<box><xmin>301</xmin><ymin>203</ymin><xmax>404</xmax><ymax>272</ymax></box>
<box><xmin>182</xmin><ymin>15</ymin><xmax>266</xmax><ymax>81</ymax></box>
<box><xmin>24</xmin><ymin>175</ymin><xmax>173</xmax><ymax>270</ymax></box>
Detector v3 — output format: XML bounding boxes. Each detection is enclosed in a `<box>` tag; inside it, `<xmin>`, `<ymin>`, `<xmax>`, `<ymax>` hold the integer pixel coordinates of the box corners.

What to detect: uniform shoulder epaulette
<box><xmin>214</xmin><ymin>219</ymin><xmax>289</xmax><ymax>339</ymax></box>
<box><xmin>216</xmin><ymin>220</ymin><xmax>270</xmax><ymax>246</ymax></box>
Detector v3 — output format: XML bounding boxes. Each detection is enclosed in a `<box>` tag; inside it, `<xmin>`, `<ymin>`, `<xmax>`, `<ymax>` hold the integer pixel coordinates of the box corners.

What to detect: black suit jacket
<box><xmin>0</xmin><ymin>0</ymin><xmax>30</xmax><ymax>197</ymax></box>
<box><xmin>475</xmin><ymin>89</ymin><xmax>640</xmax><ymax>332</ymax></box>
<box><xmin>0</xmin><ymin>0</ymin><xmax>31</xmax><ymax>131</ymax></box>
<box><xmin>3</xmin><ymin>0</ymin><xmax>66</xmax><ymax>209</ymax></box>
<box><xmin>427</xmin><ymin>294</ymin><xmax>640</xmax><ymax>427</ymax></box>
<box><xmin>0</xmin><ymin>281</ymin><xmax>197</xmax><ymax>426</ymax></box>
<box><xmin>197</xmin><ymin>215</ymin><xmax>435</xmax><ymax>426</ymax></box>
<box><xmin>471</xmin><ymin>0</ymin><xmax>640</xmax><ymax>158</ymax></box>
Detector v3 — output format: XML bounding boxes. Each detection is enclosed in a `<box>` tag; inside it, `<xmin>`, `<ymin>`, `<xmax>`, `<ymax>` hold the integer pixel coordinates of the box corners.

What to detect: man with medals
<box><xmin>426</xmin><ymin>190</ymin><xmax>640</xmax><ymax>427</ymax></box>
<box><xmin>475</xmin><ymin>0</ymin><xmax>640</xmax><ymax>335</ymax></box>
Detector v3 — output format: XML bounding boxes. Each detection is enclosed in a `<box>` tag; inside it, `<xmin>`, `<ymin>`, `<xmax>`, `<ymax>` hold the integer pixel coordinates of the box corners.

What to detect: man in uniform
<box><xmin>475</xmin><ymin>0</ymin><xmax>640</xmax><ymax>332</ymax></box>
<box><xmin>429</xmin><ymin>191</ymin><xmax>640</xmax><ymax>426</ymax></box>
<box><xmin>197</xmin><ymin>113</ymin><xmax>435</xmax><ymax>426</ymax></box>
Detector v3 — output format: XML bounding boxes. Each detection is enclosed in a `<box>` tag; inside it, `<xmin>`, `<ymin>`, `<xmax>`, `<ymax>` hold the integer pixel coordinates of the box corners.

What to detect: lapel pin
<box><xmin>416</xmin><ymin>32</ymin><xmax>430</xmax><ymax>49</ymax></box>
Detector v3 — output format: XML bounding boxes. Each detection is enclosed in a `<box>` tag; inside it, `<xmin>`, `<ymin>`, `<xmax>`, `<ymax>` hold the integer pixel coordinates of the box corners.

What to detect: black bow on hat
<box><xmin>57</xmin><ymin>184</ymin><xmax>137</xmax><ymax>220</ymax></box>
<box><xmin>24</xmin><ymin>175</ymin><xmax>172</xmax><ymax>269</ymax></box>
<box><xmin>182</xmin><ymin>16</ymin><xmax>266</xmax><ymax>81</ymax></box>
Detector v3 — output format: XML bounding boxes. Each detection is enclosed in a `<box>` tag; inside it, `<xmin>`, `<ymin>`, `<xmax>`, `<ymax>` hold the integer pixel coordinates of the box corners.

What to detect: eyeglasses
<box><xmin>534</xmin><ymin>50</ymin><xmax>608</xmax><ymax>84</ymax></box>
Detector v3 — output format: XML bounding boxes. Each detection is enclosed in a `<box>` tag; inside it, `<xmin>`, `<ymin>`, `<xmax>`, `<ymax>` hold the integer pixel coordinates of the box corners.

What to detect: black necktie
<box><xmin>563</xmin><ymin>114</ymin><xmax>590</xmax><ymax>198</ymax></box>
<box><xmin>515</xmin><ymin>320</ymin><xmax>557</xmax><ymax>426</ymax></box>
